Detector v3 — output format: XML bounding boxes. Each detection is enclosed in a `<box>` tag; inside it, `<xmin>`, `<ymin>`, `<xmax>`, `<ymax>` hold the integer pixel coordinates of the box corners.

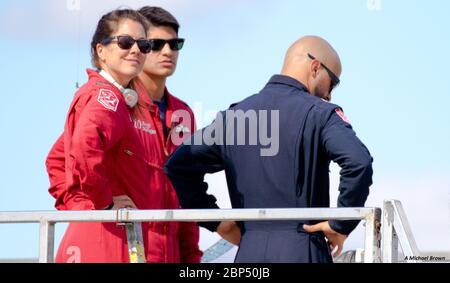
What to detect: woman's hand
<box><xmin>111</xmin><ymin>195</ymin><xmax>137</xmax><ymax>210</ymax></box>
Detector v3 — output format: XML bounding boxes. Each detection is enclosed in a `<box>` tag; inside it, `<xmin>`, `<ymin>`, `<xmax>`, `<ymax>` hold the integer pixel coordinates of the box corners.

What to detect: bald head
<box><xmin>281</xmin><ymin>35</ymin><xmax>342</xmax><ymax>101</ymax></box>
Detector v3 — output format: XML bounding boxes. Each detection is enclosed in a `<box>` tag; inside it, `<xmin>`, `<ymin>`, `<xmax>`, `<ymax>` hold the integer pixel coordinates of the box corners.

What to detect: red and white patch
<box><xmin>335</xmin><ymin>108</ymin><xmax>351</xmax><ymax>124</ymax></box>
<box><xmin>97</xmin><ymin>89</ymin><xmax>119</xmax><ymax>112</ymax></box>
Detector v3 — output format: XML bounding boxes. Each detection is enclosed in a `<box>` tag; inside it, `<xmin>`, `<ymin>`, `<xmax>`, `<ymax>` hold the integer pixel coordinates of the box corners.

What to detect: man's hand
<box><xmin>216</xmin><ymin>221</ymin><xmax>241</xmax><ymax>245</ymax></box>
<box><xmin>111</xmin><ymin>195</ymin><xmax>137</xmax><ymax>210</ymax></box>
<box><xmin>303</xmin><ymin>221</ymin><xmax>347</xmax><ymax>258</ymax></box>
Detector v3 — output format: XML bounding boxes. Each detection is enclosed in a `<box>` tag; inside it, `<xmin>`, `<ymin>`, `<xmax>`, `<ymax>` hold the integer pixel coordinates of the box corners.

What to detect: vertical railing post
<box><xmin>124</xmin><ymin>222</ymin><xmax>146</xmax><ymax>263</ymax></box>
<box><xmin>117</xmin><ymin>208</ymin><xmax>146</xmax><ymax>263</ymax></box>
<box><xmin>39</xmin><ymin>220</ymin><xmax>55</xmax><ymax>263</ymax></box>
<box><xmin>384</xmin><ymin>200</ymin><xmax>420</xmax><ymax>262</ymax></box>
<box><xmin>382</xmin><ymin>201</ymin><xmax>398</xmax><ymax>262</ymax></box>
<box><xmin>364</xmin><ymin>208</ymin><xmax>381</xmax><ymax>263</ymax></box>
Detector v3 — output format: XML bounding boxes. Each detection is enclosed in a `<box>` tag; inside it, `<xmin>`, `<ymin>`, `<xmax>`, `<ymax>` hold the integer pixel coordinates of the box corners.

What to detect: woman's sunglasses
<box><xmin>148</xmin><ymin>38</ymin><xmax>185</xmax><ymax>51</ymax></box>
<box><xmin>101</xmin><ymin>35</ymin><xmax>152</xmax><ymax>54</ymax></box>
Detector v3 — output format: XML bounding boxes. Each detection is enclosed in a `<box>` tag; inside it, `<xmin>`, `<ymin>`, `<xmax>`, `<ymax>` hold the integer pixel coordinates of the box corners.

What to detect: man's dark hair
<box><xmin>138</xmin><ymin>6</ymin><xmax>180</xmax><ymax>34</ymax></box>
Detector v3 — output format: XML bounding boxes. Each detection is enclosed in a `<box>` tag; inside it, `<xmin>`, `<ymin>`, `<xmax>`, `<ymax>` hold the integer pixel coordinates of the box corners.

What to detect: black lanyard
<box><xmin>153</xmin><ymin>95</ymin><xmax>168</xmax><ymax>138</ymax></box>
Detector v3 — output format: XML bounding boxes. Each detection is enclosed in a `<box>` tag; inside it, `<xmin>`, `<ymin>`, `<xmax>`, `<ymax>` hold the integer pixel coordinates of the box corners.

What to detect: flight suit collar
<box><xmin>267</xmin><ymin>74</ymin><xmax>309</xmax><ymax>93</ymax></box>
<box><xmin>135</xmin><ymin>80</ymin><xmax>172</xmax><ymax>115</ymax></box>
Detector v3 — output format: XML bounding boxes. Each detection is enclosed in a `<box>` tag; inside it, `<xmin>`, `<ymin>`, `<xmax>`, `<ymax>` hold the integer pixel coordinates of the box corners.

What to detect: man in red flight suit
<box><xmin>133</xmin><ymin>6</ymin><xmax>202</xmax><ymax>262</ymax></box>
<box><xmin>46</xmin><ymin>7</ymin><xmax>202</xmax><ymax>262</ymax></box>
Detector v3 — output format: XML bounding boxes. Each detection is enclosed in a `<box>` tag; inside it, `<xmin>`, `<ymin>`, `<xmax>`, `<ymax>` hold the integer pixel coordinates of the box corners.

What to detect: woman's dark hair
<box><xmin>138</xmin><ymin>6</ymin><xmax>180</xmax><ymax>34</ymax></box>
<box><xmin>90</xmin><ymin>9</ymin><xmax>149</xmax><ymax>69</ymax></box>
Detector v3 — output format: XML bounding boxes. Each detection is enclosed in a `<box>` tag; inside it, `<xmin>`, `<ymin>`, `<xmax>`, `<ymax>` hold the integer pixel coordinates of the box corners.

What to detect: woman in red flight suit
<box><xmin>46</xmin><ymin>8</ymin><xmax>203</xmax><ymax>262</ymax></box>
<box><xmin>46</xmin><ymin>80</ymin><xmax>203</xmax><ymax>263</ymax></box>
<box><xmin>49</xmin><ymin>9</ymin><xmax>155</xmax><ymax>262</ymax></box>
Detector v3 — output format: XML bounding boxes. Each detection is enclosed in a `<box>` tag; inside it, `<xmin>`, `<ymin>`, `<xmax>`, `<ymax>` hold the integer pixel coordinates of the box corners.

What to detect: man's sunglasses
<box><xmin>148</xmin><ymin>38</ymin><xmax>185</xmax><ymax>51</ymax></box>
<box><xmin>101</xmin><ymin>35</ymin><xmax>152</xmax><ymax>54</ymax></box>
<box><xmin>307</xmin><ymin>53</ymin><xmax>340</xmax><ymax>93</ymax></box>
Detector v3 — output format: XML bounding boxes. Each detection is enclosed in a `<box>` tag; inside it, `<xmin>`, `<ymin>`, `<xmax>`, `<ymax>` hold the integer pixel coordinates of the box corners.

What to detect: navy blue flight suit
<box><xmin>165</xmin><ymin>75</ymin><xmax>373</xmax><ymax>263</ymax></box>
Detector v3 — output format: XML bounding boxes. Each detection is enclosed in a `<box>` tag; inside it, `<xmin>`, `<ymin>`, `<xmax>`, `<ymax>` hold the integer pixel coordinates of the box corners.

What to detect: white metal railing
<box><xmin>0</xmin><ymin>207</ymin><xmax>383</xmax><ymax>263</ymax></box>
<box><xmin>382</xmin><ymin>199</ymin><xmax>420</xmax><ymax>263</ymax></box>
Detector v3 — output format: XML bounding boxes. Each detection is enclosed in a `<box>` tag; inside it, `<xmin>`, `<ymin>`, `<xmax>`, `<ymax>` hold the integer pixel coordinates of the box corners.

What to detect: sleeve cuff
<box><xmin>199</xmin><ymin>221</ymin><xmax>221</xmax><ymax>232</ymax></box>
<box><xmin>328</xmin><ymin>219</ymin><xmax>361</xmax><ymax>235</ymax></box>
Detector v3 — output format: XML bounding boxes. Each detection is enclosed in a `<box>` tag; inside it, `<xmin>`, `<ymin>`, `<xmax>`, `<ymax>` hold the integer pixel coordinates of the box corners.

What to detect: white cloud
<box><xmin>0</xmin><ymin>0</ymin><xmax>251</xmax><ymax>40</ymax></box>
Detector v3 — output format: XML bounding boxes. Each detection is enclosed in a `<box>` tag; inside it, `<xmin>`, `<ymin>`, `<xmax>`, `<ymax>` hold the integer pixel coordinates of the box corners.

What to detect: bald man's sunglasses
<box><xmin>101</xmin><ymin>35</ymin><xmax>152</xmax><ymax>54</ymax></box>
<box><xmin>308</xmin><ymin>53</ymin><xmax>340</xmax><ymax>92</ymax></box>
<box><xmin>148</xmin><ymin>38</ymin><xmax>185</xmax><ymax>51</ymax></box>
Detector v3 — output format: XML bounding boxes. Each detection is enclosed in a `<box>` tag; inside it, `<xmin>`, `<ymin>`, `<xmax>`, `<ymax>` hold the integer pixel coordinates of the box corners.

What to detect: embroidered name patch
<box><xmin>134</xmin><ymin>119</ymin><xmax>156</xmax><ymax>135</ymax></box>
<box><xmin>97</xmin><ymin>89</ymin><xmax>119</xmax><ymax>112</ymax></box>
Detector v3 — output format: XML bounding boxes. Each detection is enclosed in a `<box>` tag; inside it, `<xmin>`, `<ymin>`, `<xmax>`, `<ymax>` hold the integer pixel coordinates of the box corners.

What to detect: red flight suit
<box><xmin>46</xmin><ymin>69</ymin><xmax>201</xmax><ymax>262</ymax></box>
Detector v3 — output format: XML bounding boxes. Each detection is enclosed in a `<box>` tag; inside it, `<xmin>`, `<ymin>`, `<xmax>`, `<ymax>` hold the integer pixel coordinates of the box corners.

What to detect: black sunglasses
<box><xmin>308</xmin><ymin>53</ymin><xmax>340</xmax><ymax>92</ymax></box>
<box><xmin>101</xmin><ymin>35</ymin><xmax>152</xmax><ymax>54</ymax></box>
<box><xmin>148</xmin><ymin>38</ymin><xmax>185</xmax><ymax>51</ymax></box>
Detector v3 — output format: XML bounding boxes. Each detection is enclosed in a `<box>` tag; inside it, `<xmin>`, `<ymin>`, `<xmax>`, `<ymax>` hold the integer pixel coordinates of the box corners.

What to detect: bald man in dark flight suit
<box><xmin>165</xmin><ymin>35</ymin><xmax>373</xmax><ymax>263</ymax></box>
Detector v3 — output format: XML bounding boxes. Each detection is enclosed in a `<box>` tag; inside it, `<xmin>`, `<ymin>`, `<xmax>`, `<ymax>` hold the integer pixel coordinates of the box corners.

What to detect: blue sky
<box><xmin>0</xmin><ymin>0</ymin><xmax>449</xmax><ymax>260</ymax></box>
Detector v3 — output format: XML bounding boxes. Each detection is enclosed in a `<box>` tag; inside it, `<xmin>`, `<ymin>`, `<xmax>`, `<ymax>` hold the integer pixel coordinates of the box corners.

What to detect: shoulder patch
<box><xmin>335</xmin><ymin>108</ymin><xmax>351</xmax><ymax>124</ymax></box>
<box><xmin>97</xmin><ymin>89</ymin><xmax>119</xmax><ymax>112</ymax></box>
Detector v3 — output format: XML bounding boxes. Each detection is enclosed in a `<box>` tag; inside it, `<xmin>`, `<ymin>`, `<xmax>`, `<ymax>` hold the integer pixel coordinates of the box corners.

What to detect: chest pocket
<box><xmin>122</xmin><ymin>148</ymin><xmax>164</xmax><ymax>172</ymax></box>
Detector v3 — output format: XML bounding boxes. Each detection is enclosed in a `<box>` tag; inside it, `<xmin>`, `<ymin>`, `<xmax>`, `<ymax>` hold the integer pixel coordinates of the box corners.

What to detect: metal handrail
<box><xmin>382</xmin><ymin>199</ymin><xmax>420</xmax><ymax>262</ymax></box>
<box><xmin>0</xmin><ymin>207</ymin><xmax>381</xmax><ymax>263</ymax></box>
